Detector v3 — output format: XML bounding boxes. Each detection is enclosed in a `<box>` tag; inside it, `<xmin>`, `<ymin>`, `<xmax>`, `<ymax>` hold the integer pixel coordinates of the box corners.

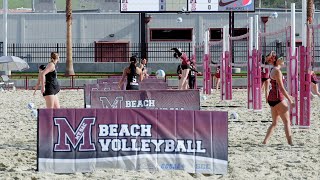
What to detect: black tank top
<box><xmin>45</xmin><ymin>68</ymin><xmax>59</xmax><ymax>86</ymax></box>
<box><xmin>126</xmin><ymin>68</ymin><xmax>139</xmax><ymax>90</ymax></box>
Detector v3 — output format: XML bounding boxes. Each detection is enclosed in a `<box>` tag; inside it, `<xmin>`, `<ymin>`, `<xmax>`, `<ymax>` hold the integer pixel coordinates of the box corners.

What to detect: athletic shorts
<box><xmin>126</xmin><ymin>85</ymin><xmax>139</xmax><ymax>90</ymax></box>
<box><xmin>43</xmin><ymin>84</ymin><xmax>60</xmax><ymax>96</ymax></box>
<box><xmin>181</xmin><ymin>64</ymin><xmax>190</xmax><ymax>70</ymax></box>
<box><xmin>268</xmin><ymin>100</ymin><xmax>283</xmax><ymax>107</ymax></box>
<box><xmin>262</xmin><ymin>78</ymin><xmax>269</xmax><ymax>83</ymax></box>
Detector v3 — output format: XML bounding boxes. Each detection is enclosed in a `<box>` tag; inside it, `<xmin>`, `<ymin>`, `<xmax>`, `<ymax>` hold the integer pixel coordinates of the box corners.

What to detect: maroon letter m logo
<box><xmin>54</xmin><ymin>117</ymin><xmax>96</xmax><ymax>151</ymax></box>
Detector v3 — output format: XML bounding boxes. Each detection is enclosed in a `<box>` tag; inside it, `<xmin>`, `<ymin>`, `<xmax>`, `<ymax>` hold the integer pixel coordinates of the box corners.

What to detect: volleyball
<box><xmin>176</xmin><ymin>17</ymin><xmax>183</xmax><ymax>23</ymax></box>
<box><xmin>31</xmin><ymin>109</ymin><xmax>38</xmax><ymax>119</ymax></box>
<box><xmin>27</xmin><ymin>102</ymin><xmax>34</xmax><ymax>110</ymax></box>
<box><xmin>271</xmin><ymin>12</ymin><xmax>278</xmax><ymax>19</ymax></box>
<box><xmin>200</xmin><ymin>95</ymin><xmax>207</xmax><ymax>101</ymax></box>
<box><xmin>156</xmin><ymin>69</ymin><xmax>166</xmax><ymax>79</ymax></box>
<box><xmin>230</xmin><ymin>111</ymin><xmax>239</xmax><ymax>120</ymax></box>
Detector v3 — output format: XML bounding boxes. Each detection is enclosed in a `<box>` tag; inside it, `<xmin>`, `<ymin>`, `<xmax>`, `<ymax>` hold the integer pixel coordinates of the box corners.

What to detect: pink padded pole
<box><xmin>202</xmin><ymin>55</ymin><xmax>207</xmax><ymax>94</ymax></box>
<box><xmin>206</xmin><ymin>54</ymin><xmax>211</xmax><ymax>95</ymax></box>
<box><xmin>225</xmin><ymin>51</ymin><xmax>232</xmax><ymax>100</ymax></box>
<box><xmin>203</xmin><ymin>53</ymin><xmax>208</xmax><ymax>94</ymax></box>
<box><xmin>202</xmin><ymin>52</ymin><xmax>211</xmax><ymax>94</ymax></box>
<box><xmin>287</xmin><ymin>47</ymin><xmax>299</xmax><ymax>126</ymax></box>
<box><xmin>221</xmin><ymin>51</ymin><xmax>232</xmax><ymax>100</ymax></box>
<box><xmin>252</xmin><ymin>49</ymin><xmax>262</xmax><ymax>111</ymax></box>
<box><xmin>299</xmin><ymin>46</ymin><xmax>311</xmax><ymax>127</ymax></box>
<box><xmin>247</xmin><ymin>50</ymin><xmax>253</xmax><ymax>109</ymax></box>
<box><xmin>220</xmin><ymin>52</ymin><xmax>225</xmax><ymax>100</ymax></box>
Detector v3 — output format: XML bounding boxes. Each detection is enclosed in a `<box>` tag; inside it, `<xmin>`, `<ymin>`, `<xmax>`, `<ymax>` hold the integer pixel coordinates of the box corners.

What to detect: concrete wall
<box><xmin>24</xmin><ymin>62</ymin><xmax>217</xmax><ymax>73</ymax></box>
<box><xmin>0</xmin><ymin>12</ymin><xmax>319</xmax><ymax>44</ymax></box>
<box><xmin>8</xmin><ymin>77</ymin><xmax>248</xmax><ymax>89</ymax></box>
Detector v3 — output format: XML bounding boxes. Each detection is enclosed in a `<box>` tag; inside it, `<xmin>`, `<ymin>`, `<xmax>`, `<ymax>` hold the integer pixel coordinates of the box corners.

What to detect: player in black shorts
<box><xmin>118</xmin><ymin>56</ymin><xmax>143</xmax><ymax>90</ymax></box>
<box><xmin>177</xmin><ymin>64</ymin><xmax>182</xmax><ymax>80</ymax></box>
<box><xmin>41</xmin><ymin>52</ymin><xmax>61</xmax><ymax>108</ymax></box>
<box><xmin>139</xmin><ymin>58</ymin><xmax>149</xmax><ymax>79</ymax></box>
<box><xmin>188</xmin><ymin>62</ymin><xmax>200</xmax><ymax>89</ymax></box>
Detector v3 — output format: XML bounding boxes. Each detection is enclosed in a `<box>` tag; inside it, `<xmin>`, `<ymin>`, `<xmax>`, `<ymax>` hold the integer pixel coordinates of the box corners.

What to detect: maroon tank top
<box><xmin>215</xmin><ymin>68</ymin><xmax>220</xmax><ymax>78</ymax></box>
<box><xmin>268</xmin><ymin>76</ymin><xmax>285</xmax><ymax>102</ymax></box>
<box><xmin>180</xmin><ymin>53</ymin><xmax>190</xmax><ymax>65</ymax></box>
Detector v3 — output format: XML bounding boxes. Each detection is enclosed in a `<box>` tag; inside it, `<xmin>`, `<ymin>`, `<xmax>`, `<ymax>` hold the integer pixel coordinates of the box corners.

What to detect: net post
<box><xmin>247</xmin><ymin>50</ymin><xmax>253</xmax><ymax>109</ymax></box>
<box><xmin>248</xmin><ymin>17</ymin><xmax>255</xmax><ymax>109</ymax></box>
<box><xmin>299</xmin><ymin>46</ymin><xmax>311</xmax><ymax>128</ymax></box>
<box><xmin>252</xmin><ymin>49</ymin><xmax>262</xmax><ymax>111</ymax></box>
<box><xmin>203</xmin><ymin>30</ymin><xmax>210</xmax><ymax>94</ymax></box>
<box><xmin>288</xmin><ymin>3</ymin><xmax>299</xmax><ymax>126</ymax></box>
<box><xmin>225</xmin><ymin>51</ymin><xmax>232</xmax><ymax>100</ymax></box>
<box><xmin>192</xmin><ymin>34</ymin><xmax>197</xmax><ymax>89</ymax></box>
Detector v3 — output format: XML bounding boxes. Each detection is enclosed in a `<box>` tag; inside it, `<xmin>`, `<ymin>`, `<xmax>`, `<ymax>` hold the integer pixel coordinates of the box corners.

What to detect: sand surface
<box><xmin>0</xmin><ymin>89</ymin><xmax>319</xmax><ymax>179</ymax></box>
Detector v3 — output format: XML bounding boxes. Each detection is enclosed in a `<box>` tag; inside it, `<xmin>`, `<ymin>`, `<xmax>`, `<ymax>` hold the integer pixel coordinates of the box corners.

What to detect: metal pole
<box><xmin>3</xmin><ymin>0</ymin><xmax>8</xmax><ymax>56</ymax></box>
<box><xmin>302</xmin><ymin>0</ymin><xmax>307</xmax><ymax>47</ymax></box>
<box><xmin>264</xmin><ymin>22</ymin><xmax>266</xmax><ymax>55</ymax></box>
<box><xmin>291</xmin><ymin>4</ymin><xmax>296</xmax><ymax>56</ymax></box>
<box><xmin>140</xmin><ymin>13</ymin><xmax>147</xmax><ymax>59</ymax></box>
<box><xmin>249</xmin><ymin>17</ymin><xmax>253</xmax><ymax>56</ymax></box>
<box><xmin>255</xmin><ymin>15</ymin><xmax>259</xmax><ymax>50</ymax></box>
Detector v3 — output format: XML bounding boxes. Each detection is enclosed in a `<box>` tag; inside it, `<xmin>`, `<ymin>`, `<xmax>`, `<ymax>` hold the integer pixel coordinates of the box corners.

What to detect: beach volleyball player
<box><xmin>261</xmin><ymin>55</ymin><xmax>270</xmax><ymax>100</ymax></box>
<box><xmin>188</xmin><ymin>61</ymin><xmax>201</xmax><ymax>89</ymax></box>
<box><xmin>213</xmin><ymin>66</ymin><xmax>220</xmax><ymax>91</ymax></box>
<box><xmin>118</xmin><ymin>55</ymin><xmax>144</xmax><ymax>90</ymax></box>
<box><xmin>41</xmin><ymin>52</ymin><xmax>61</xmax><ymax>108</ymax></box>
<box><xmin>33</xmin><ymin>64</ymin><xmax>46</xmax><ymax>96</ymax></box>
<box><xmin>263</xmin><ymin>57</ymin><xmax>294</xmax><ymax>146</ymax></box>
<box><xmin>139</xmin><ymin>58</ymin><xmax>149</xmax><ymax>79</ymax></box>
<box><xmin>171</xmin><ymin>48</ymin><xmax>191</xmax><ymax>90</ymax></box>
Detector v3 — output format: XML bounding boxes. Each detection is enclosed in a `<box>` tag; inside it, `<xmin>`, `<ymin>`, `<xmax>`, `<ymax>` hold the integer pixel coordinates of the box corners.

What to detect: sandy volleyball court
<box><xmin>0</xmin><ymin>89</ymin><xmax>319</xmax><ymax>179</ymax></box>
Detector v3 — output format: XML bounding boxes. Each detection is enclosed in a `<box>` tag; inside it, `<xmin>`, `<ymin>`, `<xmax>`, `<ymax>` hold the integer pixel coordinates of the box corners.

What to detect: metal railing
<box><xmin>9</xmin><ymin>73</ymin><xmax>257</xmax><ymax>90</ymax></box>
<box><xmin>2</xmin><ymin>41</ymin><xmax>318</xmax><ymax>64</ymax></box>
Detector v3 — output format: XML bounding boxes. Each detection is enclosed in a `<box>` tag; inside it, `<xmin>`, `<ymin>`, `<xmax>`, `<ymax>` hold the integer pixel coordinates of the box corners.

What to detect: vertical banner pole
<box><xmin>206</xmin><ymin>30</ymin><xmax>211</xmax><ymax>94</ymax></box>
<box><xmin>221</xmin><ymin>26</ymin><xmax>227</xmax><ymax>100</ymax></box>
<box><xmin>302</xmin><ymin>0</ymin><xmax>307</xmax><ymax>47</ymax></box>
<box><xmin>3</xmin><ymin>0</ymin><xmax>8</xmax><ymax>57</ymax></box>
<box><xmin>255</xmin><ymin>15</ymin><xmax>259</xmax><ymax>51</ymax></box>
<box><xmin>248</xmin><ymin>17</ymin><xmax>254</xmax><ymax>109</ymax></box>
<box><xmin>299</xmin><ymin>46</ymin><xmax>311</xmax><ymax>128</ymax></box>
<box><xmin>203</xmin><ymin>30</ymin><xmax>209</xmax><ymax>94</ymax></box>
<box><xmin>289</xmin><ymin>3</ymin><xmax>298</xmax><ymax>126</ymax></box>
<box><xmin>252</xmin><ymin>49</ymin><xmax>262</xmax><ymax>111</ymax></box>
<box><xmin>203</xmin><ymin>31</ymin><xmax>206</xmax><ymax>94</ymax></box>
<box><xmin>299</xmin><ymin>0</ymin><xmax>311</xmax><ymax>128</ymax></box>
<box><xmin>225</xmin><ymin>26</ymin><xmax>232</xmax><ymax>100</ymax></box>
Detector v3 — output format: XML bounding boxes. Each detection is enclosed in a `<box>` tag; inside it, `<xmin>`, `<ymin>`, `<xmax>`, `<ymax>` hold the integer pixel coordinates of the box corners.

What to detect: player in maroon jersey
<box><xmin>263</xmin><ymin>57</ymin><xmax>294</xmax><ymax>146</ymax></box>
<box><xmin>171</xmin><ymin>48</ymin><xmax>192</xmax><ymax>90</ymax></box>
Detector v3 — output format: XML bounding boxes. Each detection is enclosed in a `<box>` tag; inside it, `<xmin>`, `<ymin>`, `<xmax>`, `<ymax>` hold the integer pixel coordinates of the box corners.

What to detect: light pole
<box><xmin>260</xmin><ymin>16</ymin><xmax>269</xmax><ymax>56</ymax></box>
